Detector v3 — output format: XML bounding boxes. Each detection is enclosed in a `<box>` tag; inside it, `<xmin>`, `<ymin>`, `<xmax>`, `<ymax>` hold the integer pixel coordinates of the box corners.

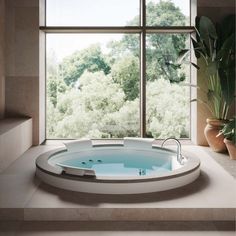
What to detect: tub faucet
<box><xmin>161</xmin><ymin>138</ymin><xmax>184</xmax><ymax>165</ymax></box>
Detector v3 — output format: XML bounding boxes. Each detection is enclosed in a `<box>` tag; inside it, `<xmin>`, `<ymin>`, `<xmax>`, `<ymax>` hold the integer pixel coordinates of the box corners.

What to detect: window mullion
<box><xmin>140</xmin><ymin>0</ymin><xmax>146</xmax><ymax>137</ymax></box>
<box><xmin>39</xmin><ymin>26</ymin><xmax>142</xmax><ymax>33</ymax></box>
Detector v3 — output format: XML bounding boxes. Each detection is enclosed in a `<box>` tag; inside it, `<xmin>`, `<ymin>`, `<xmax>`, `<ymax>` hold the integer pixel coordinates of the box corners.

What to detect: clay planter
<box><xmin>224</xmin><ymin>138</ymin><xmax>236</xmax><ymax>160</ymax></box>
<box><xmin>204</xmin><ymin>118</ymin><xmax>227</xmax><ymax>153</ymax></box>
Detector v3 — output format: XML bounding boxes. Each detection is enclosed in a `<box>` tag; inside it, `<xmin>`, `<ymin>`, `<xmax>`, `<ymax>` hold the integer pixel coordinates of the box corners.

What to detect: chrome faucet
<box><xmin>161</xmin><ymin>138</ymin><xmax>184</xmax><ymax>165</ymax></box>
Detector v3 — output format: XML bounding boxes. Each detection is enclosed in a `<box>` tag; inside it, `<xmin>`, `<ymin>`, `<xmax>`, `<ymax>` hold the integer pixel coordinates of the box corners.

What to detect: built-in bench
<box><xmin>0</xmin><ymin>118</ymin><xmax>32</xmax><ymax>172</ymax></box>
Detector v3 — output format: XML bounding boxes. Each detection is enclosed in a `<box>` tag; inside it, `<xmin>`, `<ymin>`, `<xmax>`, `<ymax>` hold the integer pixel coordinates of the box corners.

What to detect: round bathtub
<box><xmin>35</xmin><ymin>138</ymin><xmax>200</xmax><ymax>194</ymax></box>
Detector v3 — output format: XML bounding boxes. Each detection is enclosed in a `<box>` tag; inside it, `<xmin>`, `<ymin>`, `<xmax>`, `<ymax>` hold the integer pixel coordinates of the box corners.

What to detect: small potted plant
<box><xmin>218</xmin><ymin>118</ymin><xmax>236</xmax><ymax>160</ymax></box>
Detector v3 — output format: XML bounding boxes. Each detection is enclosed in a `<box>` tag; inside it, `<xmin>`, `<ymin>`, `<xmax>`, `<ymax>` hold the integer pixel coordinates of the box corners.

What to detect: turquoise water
<box><xmin>55</xmin><ymin>149</ymin><xmax>173</xmax><ymax>177</ymax></box>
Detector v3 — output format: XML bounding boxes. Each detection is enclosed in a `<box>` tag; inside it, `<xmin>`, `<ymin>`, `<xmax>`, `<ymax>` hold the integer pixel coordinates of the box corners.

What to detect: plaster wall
<box><xmin>4</xmin><ymin>0</ymin><xmax>44</xmax><ymax>145</ymax></box>
<box><xmin>0</xmin><ymin>0</ymin><xmax>5</xmax><ymax>119</ymax></box>
<box><xmin>198</xmin><ymin>0</ymin><xmax>235</xmax><ymax>22</ymax></box>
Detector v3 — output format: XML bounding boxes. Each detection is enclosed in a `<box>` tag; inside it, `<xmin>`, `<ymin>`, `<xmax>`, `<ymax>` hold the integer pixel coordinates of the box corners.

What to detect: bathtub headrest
<box><xmin>63</xmin><ymin>139</ymin><xmax>92</xmax><ymax>152</ymax></box>
<box><xmin>123</xmin><ymin>137</ymin><xmax>155</xmax><ymax>149</ymax></box>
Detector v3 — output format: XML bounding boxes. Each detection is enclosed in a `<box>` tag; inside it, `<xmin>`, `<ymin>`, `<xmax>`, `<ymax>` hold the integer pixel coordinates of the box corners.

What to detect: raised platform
<box><xmin>0</xmin><ymin>118</ymin><xmax>32</xmax><ymax>172</ymax></box>
<box><xmin>0</xmin><ymin>143</ymin><xmax>235</xmax><ymax>224</ymax></box>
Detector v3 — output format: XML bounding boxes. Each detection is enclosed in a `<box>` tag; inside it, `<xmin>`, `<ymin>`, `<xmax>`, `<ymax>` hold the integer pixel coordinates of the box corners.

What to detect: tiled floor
<box><xmin>0</xmin><ymin>143</ymin><xmax>235</xmax><ymax>234</ymax></box>
<box><xmin>203</xmin><ymin>147</ymin><xmax>236</xmax><ymax>178</ymax></box>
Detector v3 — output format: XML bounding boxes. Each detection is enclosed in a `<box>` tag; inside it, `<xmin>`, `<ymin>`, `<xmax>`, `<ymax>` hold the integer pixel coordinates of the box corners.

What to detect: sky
<box><xmin>46</xmin><ymin>0</ymin><xmax>190</xmax><ymax>61</ymax></box>
<box><xmin>47</xmin><ymin>0</ymin><xmax>139</xmax><ymax>26</ymax></box>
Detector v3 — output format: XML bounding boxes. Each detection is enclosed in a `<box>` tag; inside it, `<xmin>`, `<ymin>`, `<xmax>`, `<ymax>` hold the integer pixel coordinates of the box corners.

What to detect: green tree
<box><xmin>146</xmin><ymin>0</ymin><xmax>187</xmax><ymax>83</ymax></box>
<box><xmin>46</xmin><ymin>49</ymin><xmax>69</xmax><ymax>107</ymax></box>
<box><xmin>51</xmin><ymin>71</ymin><xmax>128</xmax><ymax>138</ymax></box>
<box><xmin>113</xmin><ymin>0</ymin><xmax>187</xmax><ymax>82</ymax></box>
<box><xmin>146</xmin><ymin>78</ymin><xmax>189</xmax><ymax>138</ymax></box>
<box><xmin>111</xmin><ymin>55</ymin><xmax>139</xmax><ymax>100</ymax></box>
<box><xmin>102</xmin><ymin>99</ymin><xmax>139</xmax><ymax>137</ymax></box>
<box><xmin>47</xmin><ymin>76</ymin><xmax>68</xmax><ymax>107</ymax></box>
<box><xmin>59</xmin><ymin>44</ymin><xmax>111</xmax><ymax>86</ymax></box>
<box><xmin>146</xmin><ymin>34</ymin><xmax>186</xmax><ymax>82</ymax></box>
<box><xmin>146</xmin><ymin>0</ymin><xmax>186</xmax><ymax>26</ymax></box>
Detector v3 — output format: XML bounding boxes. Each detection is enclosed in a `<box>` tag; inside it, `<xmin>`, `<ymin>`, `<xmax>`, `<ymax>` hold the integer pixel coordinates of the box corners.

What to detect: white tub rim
<box><xmin>36</xmin><ymin>143</ymin><xmax>200</xmax><ymax>183</ymax></box>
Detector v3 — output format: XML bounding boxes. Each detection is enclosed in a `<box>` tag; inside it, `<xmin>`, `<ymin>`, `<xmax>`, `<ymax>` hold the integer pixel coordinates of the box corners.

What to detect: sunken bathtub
<box><xmin>35</xmin><ymin>138</ymin><xmax>200</xmax><ymax>194</ymax></box>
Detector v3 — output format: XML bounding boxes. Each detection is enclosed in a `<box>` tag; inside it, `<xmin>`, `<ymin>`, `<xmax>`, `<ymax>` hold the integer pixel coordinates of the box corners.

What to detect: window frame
<box><xmin>40</xmin><ymin>0</ymin><xmax>196</xmax><ymax>140</ymax></box>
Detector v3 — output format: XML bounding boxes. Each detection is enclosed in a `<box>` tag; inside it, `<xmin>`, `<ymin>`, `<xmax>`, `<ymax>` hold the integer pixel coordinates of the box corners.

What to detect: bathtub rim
<box><xmin>36</xmin><ymin>144</ymin><xmax>200</xmax><ymax>183</ymax></box>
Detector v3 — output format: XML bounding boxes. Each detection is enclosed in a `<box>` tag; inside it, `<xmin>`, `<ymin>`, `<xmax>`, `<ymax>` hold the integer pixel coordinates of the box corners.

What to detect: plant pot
<box><xmin>224</xmin><ymin>138</ymin><xmax>236</xmax><ymax>160</ymax></box>
<box><xmin>204</xmin><ymin>118</ymin><xmax>227</xmax><ymax>153</ymax></box>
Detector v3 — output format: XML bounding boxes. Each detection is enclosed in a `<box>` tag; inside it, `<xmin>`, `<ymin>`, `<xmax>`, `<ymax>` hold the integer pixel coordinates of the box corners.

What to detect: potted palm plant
<box><xmin>179</xmin><ymin>15</ymin><xmax>235</xmax><ymax>152</ymax></box>
<box><xmin>218</xmin><ymin>118</ymin><xmax>236</xmax><ymax>160</ymax></box>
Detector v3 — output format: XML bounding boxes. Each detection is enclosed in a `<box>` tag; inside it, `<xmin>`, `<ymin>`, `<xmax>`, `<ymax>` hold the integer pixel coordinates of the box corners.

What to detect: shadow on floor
<box><xmin>36</xmin><ymin>170</ymin><xmax>210</xmax><ymax>206</ymax></box>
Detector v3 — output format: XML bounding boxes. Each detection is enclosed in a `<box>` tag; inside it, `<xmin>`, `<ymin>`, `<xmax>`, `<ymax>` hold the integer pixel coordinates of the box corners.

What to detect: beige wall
<box><xmin>0</xmin><ymin>0</ymin><xmax>5</xmax><ymax>119</ymax></box>
<box><xmin>4</xmin><ymin>0</ymin><xmax>45</xmax><ymax>145</ymax></box>
<box><xmin>198</xmin><ymin>0</ymin><xmax>235</xmax><ymax>22</ymax></box>
<box><xmin>195</xmin><ymin>0</ymin><xmax>235</xmax><ymax>145</ymax></box>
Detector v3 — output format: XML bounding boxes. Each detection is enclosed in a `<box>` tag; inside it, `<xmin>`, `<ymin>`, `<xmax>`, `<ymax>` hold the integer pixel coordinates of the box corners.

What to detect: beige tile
<box><xmin>0</xmin><ymin>0</ymin><xmax>5</xmax><ymax>119</ymax></box>
<box><xmin>0</xmin><ymin>146</ymin><xmax>60</xmax><ymax>220</ymax></box>
<box><xmin>200</xmin><ymin>146</ymin><xmax>236</xmax><ymax>178</ymax></box>
<box><xmin>5</xmin><ymin>76</ymin><xmax>39</xmax><ymax>144</ymax></box>
<box><xmin>0</xmin><ymin>208</ymin><xmax>23</xmax><ymax>221</ymax></box>
<box><xmin>15</xmin><ymin>232</ymin><xmax>236</xmax><ymax>236</ymax></box>
<box><xmin>6</xmin><ymin>6</ymin><xmax>39</xmax><ymax>77</ymax></box>
<box><xmin>0</xmin><ymin>143</ymin><xmax>59</xmax><ymax>204</ymax></box>
<box><xmin>6</xmin><ymin>0</ymin><xmax>39</xmax><ymax>8</ymax></box>
<box><xmin>1</xmin><ymin>145</ymin><xmax>57</xmax><ymax>175</ymax></box>
<box><xmin>14</xmin><ymin>25</ymin><xmax>39</xmax><ymax>77</ymax></box>
<box><xmin>5</xmin><ymin>0</ymin><xmax>15</xmax><ymax>77</ymax></box>
<box><xmin>12</xmin><ymin>221</ymin><xmax>236</xmax><ymax>236</ymax></box>
<box><xmin>5</xmin><ymin>0</ymin><xmax>40</xmax><ymax>144</ymax></box>
<box><xmin>198</xmin><ymin>0</ymin><xmax>235</xmax><ymax>7</ymax></box>
<box><xmin>0</xmin><ymin>221</ymin><xmax>20</xmax><ymax>236</ymax></box>
<box><xmin>0</xmin><ymin>173</ymin><xmax>40</xmax><ymax>209</ymax></box>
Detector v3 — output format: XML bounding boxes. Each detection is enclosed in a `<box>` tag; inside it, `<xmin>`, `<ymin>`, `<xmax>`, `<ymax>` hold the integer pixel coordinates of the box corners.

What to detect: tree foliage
<box><xmin>59</xmin><ymin>44</ymin><xmax>111</xmax><ymax>86</ymax></box>
<box><xmin>47</xmin><ymin>75</ymin><xmax>68</xmax><ymax>107</ymax></box>
<box><xmin>146</xmin><ymin>34</ymin><xmax>186</xmax><ymax>82</ymax></box>
<box><xmin>111</xmin><ymin>54</ymin><xmax>139</xmax><ymax>100</ymax></box>
<box><xmin>146</xmin><ymin>0</ymin><xmax>186</xmax><ymax>26</ymax></box>
<box><xmin>146</xmin><ymin>79</ymin><xmax>189</xmax><ymax>138</ymax></box>
<box><xmin>118</xmin><ymin>0</ymin><xmax>187</xmax><ymax>82</ymax></box>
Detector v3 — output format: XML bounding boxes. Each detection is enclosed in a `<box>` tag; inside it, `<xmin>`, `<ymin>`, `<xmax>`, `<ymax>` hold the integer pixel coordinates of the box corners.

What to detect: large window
<box><xmin>43</xmin><ymin>0</ymin><xmax>194</xmax><ymax>139</ymax></box>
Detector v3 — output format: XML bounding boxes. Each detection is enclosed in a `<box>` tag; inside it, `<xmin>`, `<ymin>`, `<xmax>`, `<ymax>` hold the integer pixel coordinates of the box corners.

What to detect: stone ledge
<box><xmin>0</xmin><ymin>118</ymin><xmax>32</xmax><ymax>172</ymax></box>
<box><xmin>0</xmin><ymin>207</ymin><xmax>235</xmax><ymax>222</ymax></box>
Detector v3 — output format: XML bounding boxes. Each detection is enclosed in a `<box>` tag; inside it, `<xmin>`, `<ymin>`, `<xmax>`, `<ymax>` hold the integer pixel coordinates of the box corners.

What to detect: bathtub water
<box><xmin>50</xmin><ymin>149</ymin><xmax>173</xmax><ymax>177</ymax></box>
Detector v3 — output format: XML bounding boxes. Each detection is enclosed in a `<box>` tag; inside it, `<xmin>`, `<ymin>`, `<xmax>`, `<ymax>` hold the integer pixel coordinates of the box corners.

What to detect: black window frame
<box><xmin>41</xmin><ymin>0</ymin><xmax>195</xmax><ymax>139</ymax></box>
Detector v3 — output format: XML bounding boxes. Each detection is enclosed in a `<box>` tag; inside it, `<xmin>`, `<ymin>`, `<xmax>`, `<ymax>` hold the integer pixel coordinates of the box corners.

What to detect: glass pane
<box><xmin>146</xmin><ymin>33</ymin><xmax>190</xmax><ymax>139</ymax></box>
<box><xmin>46</xmin><ymin>34</ymin><xmax>140</xmax><ymax>139</ymax></box>
<box><xmin>46</xmin><ymin>0</ymin><xmax>140</xmax><ymax>26</ymax></box>
<box><xmin>146</xmin><ymin>0</ymin><xmax>190</xmax><ymax>26</ymax></box>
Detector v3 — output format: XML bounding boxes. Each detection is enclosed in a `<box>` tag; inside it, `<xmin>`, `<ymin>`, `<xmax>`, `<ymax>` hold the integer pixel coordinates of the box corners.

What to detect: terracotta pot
<box><xmin>204</xmin><ymin>118</ymin><xmax>227</xmax><ymax>153</ymax></box>
<box><xmin>224</xmin><ymin>138</ymin><xmax>236</xmax><ymax>160</ymax></box>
